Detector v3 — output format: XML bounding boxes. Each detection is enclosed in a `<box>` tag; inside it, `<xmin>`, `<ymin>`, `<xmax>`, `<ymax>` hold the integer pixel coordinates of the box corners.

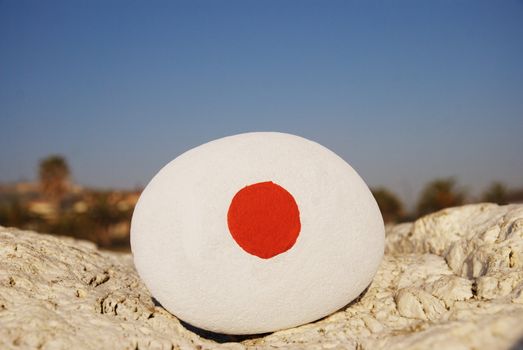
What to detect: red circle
<box><xmin>227</xmin><ymin>181</ymin><xmax>301</xmax><ymax>259</ymax></box>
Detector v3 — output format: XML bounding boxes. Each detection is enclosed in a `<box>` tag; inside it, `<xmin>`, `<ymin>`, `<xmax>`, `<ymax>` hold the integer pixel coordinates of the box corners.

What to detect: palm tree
<box><xmin>417</xmin><ymin>178</ymin><xmax>465</xmax><ymax>217</ymax></box>
<box><xmin>39</xmin><ymin>155</ymin><xmax>70</xmax><ymax>202</ymax></box>
<box><xmin>371</xmin><ymin>188</ymin><xmax>404</xmax><ymax>223</ymax></box>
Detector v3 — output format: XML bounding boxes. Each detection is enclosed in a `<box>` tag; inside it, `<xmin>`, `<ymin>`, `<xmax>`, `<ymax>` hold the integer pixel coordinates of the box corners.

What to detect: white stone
<box><xmin>2</xmin><ymin>204</ymin><xmax>523</xmax><ymax>349</ymax></box>
<box><xmin>130</xmin><ymin>132</ymin><xmax>385</xmax><ymax>334</ymax></box>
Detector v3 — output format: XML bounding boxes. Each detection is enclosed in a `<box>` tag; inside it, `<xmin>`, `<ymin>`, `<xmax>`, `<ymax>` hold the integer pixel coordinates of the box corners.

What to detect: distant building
<box><xmin>15</xmin><ymin>182</ymin><xmax>39</xmax><ymax>194</ymax></box>
<box><xmin>27</xmin><ymin>199</ymin><xmax>57</xmax><ymax>221</ymax></box>
<box><xmin>73</xmin><ymin>201</ymin><xmax>88</xmax><ymax>213</ymax></box>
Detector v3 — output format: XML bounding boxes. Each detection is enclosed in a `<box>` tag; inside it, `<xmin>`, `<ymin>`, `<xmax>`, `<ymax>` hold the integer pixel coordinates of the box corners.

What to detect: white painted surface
<box><xmin>131</xmin><ymin>132</ymin><xmax>384</xmax><ymax>334</ymax></box>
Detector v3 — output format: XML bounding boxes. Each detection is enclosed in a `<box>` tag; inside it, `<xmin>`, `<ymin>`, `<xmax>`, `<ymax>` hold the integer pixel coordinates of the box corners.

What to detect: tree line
<box><xmin>0</xmin><ymin>155</ymin><xmax>521</xmax><ymax>248</ymax></box>
<box><xmin>372</xmin><ymin>178</ymin><xmax>521</xmax><ymax>223</ymax></box>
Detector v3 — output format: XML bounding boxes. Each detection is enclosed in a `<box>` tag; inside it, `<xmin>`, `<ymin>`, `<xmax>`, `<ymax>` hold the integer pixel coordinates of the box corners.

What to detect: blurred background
<box><xmin>1</xmin><ymin>0</ymin><xmax>522</xmax><ymax>250</ymax></box>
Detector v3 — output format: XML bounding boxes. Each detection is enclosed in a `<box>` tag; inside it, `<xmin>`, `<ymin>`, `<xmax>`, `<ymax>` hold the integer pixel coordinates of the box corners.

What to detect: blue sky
<box><xmin>1</xmin><ymin>0</ymin><xmax>522</xmax><ymax>207</ymax></box>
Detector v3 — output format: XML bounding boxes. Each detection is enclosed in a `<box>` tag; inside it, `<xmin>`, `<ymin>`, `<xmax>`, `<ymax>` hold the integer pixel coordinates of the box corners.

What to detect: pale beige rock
<box><xmin>1</xmin><ymin>203</ymin><xmax>523</xmax><ymax>349</ymax></box>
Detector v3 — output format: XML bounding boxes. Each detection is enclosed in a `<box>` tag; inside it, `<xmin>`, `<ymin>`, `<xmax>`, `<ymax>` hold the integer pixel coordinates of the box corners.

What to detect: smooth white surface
<box><xmin>131</xmin><ymin>132</ymin><xmax>384</xmax><ymax>334</ymax></box>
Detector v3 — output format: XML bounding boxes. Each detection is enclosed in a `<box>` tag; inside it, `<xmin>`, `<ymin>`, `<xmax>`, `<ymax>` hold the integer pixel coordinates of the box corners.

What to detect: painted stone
<box><xmin>131</xmin><ymin>132</ymin><xmax>384</xmax><ymax>335</ymax></box>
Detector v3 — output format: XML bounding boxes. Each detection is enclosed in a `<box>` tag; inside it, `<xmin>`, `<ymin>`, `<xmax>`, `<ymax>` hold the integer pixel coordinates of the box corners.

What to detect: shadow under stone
<box><xmin>150</xmin><ymin>285</ymin><xmax>371</xmax><ymax>344</ymax></box>
<box><xmin>179</xmin><ymin>320</ymin><xmax>271</xmax><ymax>343</ymax></box>
<box><xmin>510</xmin><ymin>336</ymin><xmax>523</xmax><ymax>350</ymax></box>
<box><xmin>310</xmin><ymin>284</ymin><xmax>371</xmax><ymax>325</ymax></box>
<box><xmin>150</xmin><ymin>297</ymin><xmax>270</xmax><ymax>343</ymax></box>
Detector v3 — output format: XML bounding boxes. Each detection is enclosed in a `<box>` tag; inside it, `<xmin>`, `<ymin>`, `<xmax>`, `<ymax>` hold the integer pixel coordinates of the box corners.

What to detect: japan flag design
<box><xmin>131</xmin><ymin>132</ymin><xmax>384</xmax><ymax>335</ymax></box>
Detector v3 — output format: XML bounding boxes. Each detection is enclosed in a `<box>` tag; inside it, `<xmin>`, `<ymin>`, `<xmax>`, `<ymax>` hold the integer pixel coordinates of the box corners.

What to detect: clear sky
<box><xmin>1</xmin><ymin>0</ymin><xmax>522</xmax><ymax>207</ymax></box>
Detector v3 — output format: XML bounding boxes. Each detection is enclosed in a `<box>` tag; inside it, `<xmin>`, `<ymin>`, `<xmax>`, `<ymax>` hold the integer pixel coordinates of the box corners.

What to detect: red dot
<box><xmin>227</xmin><ymin>181</ymin><xmax>301</xmax><ymax>259</ymax></box>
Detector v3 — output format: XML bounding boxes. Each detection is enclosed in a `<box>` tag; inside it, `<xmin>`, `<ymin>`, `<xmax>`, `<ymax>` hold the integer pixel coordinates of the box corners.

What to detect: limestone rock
<box><xmin>1</xmin><ymin>203</ymin><xmax>523</xmax><ymax>349</ymax></box>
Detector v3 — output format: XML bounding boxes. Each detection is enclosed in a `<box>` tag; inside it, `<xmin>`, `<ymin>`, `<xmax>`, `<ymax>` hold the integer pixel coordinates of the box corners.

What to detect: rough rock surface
<box><xmin>1</xmin><ymin>203</ymin><xmax>523</xmax><ymax>349</ymax></box>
